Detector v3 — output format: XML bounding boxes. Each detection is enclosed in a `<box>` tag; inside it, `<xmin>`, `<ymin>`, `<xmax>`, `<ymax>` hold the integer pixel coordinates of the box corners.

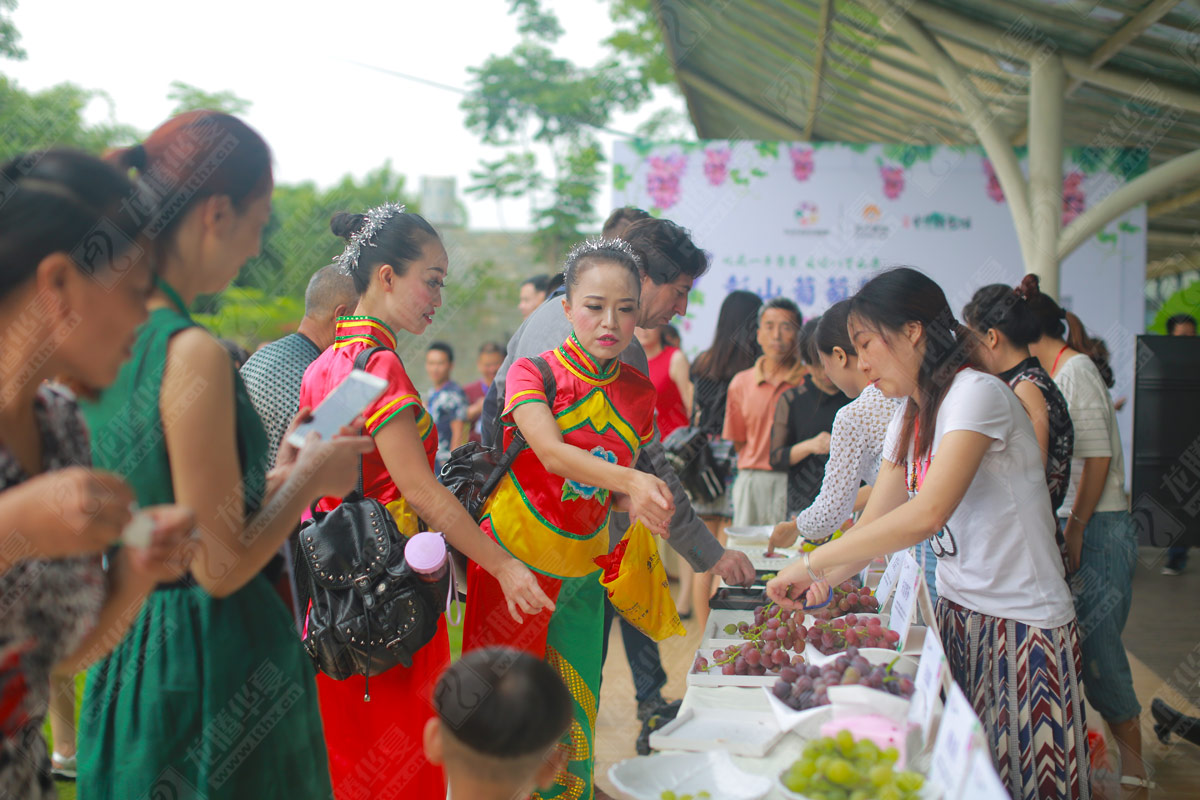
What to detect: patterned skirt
<box><xmin>936</xmin><ymin>598</ymin><xmax>1090</xmax><ymax>800</ymax></box>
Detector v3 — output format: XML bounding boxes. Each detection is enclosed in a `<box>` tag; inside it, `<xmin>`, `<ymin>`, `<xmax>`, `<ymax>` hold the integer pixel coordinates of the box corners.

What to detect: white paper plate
<box><xmin>608</xmin><ymin>750</ymin><xmax>773</xmax><ymax>800</ymax></box>
<box><xmin>649</xmin><ymin>707</ymin><xmax>786</xmax><ymax>758</ymax></box>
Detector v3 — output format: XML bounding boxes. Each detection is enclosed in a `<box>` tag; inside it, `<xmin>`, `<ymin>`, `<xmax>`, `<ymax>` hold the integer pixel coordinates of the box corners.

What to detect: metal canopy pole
<box><xmin>866</xmin><ymin>0</ymin><xmax>1035</xmax><ymax>269</ymax></box>
<box><xmin>1058</xmin><ymin>149</ymin><xmax>1200</xmax><ymax>261</ymax></box>
<box><xmin>1029</xmin><ymin>53</ymin><xmax>1066</xmax><ymax>298</ymax></box>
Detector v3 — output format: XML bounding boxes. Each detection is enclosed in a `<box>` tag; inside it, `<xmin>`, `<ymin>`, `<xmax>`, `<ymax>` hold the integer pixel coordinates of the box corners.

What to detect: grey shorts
<box><xmin>731</xmin><ymin>469</ymin><xmax>788</xmax><ymax>527</ymax></box>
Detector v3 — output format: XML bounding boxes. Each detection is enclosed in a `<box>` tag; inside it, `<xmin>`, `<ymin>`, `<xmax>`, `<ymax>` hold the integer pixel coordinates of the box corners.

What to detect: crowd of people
<box><xmin>0</xmin><ymin>107</ymin><xmax>1186</xmax><ymax>800</ymax></box>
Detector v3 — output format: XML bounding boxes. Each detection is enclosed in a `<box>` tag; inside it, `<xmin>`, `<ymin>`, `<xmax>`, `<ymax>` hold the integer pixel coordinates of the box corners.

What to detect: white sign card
<box><xmin>887</xmin><ymin>551</ymin><xmax>921</xmax><ymax>650</ymax></box>
<box><xmin>906</xmin><ymin>627</ymin><xmax>947</xmax><ymax>739</ymax></box>
<box><xmin>929</xmin><ymin>683</ymin><xmax>982</xmax><ymax>799</ymax></box>
<box><xmin>958</xmin><ymin>750</ymin><xmax>1011</xmax><ymax>800</ymax></box>
<box><xmin>874</xmin><ymin>552</ymin><xmax>905</xmax><ymax>609</ymax></box>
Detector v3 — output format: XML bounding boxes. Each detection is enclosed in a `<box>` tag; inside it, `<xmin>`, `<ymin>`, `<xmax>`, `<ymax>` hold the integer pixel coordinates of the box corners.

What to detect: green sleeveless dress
<box><xmin>77</xmin><ymin>283</ymin><xmax>333</xmax><ymax>800</ymax></box>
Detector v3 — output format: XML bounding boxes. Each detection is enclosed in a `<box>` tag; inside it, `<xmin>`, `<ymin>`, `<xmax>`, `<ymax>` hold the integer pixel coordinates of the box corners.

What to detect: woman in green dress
<box><xmin>78</xmin><ymin>111</ymin><xmax>372</xmax><ymax>799</ymax></box>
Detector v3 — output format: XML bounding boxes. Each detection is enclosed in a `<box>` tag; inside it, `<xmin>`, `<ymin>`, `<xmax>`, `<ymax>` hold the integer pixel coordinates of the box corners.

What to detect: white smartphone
<box><xmin>286</xmin><ymin>369</ymin><xmax>389</xmax><ymax>448</ymax></box>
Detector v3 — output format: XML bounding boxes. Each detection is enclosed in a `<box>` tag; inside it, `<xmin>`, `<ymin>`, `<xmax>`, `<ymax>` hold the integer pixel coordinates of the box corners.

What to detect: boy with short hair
<box><xmin>425</xmin><ymin>341</ymin><xmax>469</xmax><ymax>472</ymax></box>
<box><xmin>424</xmin><ymin>648</ymin><xmax>572</xmax><ymax>800</ymax></box>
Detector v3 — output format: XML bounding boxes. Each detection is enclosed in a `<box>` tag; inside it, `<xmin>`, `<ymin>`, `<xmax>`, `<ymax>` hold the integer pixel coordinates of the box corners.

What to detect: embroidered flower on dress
<box><xmin>562</xmin><ymin>446</ymin><xmax>617</xmax><ymax>503</ymax></box>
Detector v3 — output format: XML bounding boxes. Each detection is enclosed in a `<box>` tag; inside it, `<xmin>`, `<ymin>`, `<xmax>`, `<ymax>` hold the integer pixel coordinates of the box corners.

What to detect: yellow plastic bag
<box><xmin>594</xmin><ymin>522</ymin><xmax>686</xmax><ymax>641</ymax></box>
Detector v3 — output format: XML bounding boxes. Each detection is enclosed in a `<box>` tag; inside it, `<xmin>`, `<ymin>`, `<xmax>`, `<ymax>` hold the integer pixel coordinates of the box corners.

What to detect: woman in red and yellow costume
<box><xmin>300</xmin><ymin>205</ymin><xmax>552</xmax><ymax>799</ymax></box>
<box><xmin>464</xmin><ymin>239</ymin><xmax>675</xmax><ymax>800</ymax></box>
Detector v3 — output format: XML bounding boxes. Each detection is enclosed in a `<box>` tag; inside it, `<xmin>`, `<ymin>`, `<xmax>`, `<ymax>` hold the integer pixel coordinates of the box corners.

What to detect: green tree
<box><xmin>0</xmin><ymin>0</ymin><xmax>25</xmax><ymax>61</ymax></box>
<box><xmin>0</xmin><ymin>77</ymin><xmax>135</xmax><ymax>161</ymax></box>
<box><xmin>461</xmin><ymin>0</ymin><xmax>677</xmax><ymax>261</ymax></box>
<box><xmin>166</xmin><ymin>81</ymin><xmax>252</xmax><ymax>116</ymax></box>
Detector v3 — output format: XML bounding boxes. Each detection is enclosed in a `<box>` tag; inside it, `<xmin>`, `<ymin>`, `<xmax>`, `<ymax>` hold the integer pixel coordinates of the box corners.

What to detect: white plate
<box><xmin>725</xmin><ymin>525</ymin><xmax>774</xmax><ymax>540</ymax></box>
<box><xmin>608</xmin><ymin>750</ymin><xmax>772</xmax><ymax>800</ymax></box>
<box><xmin>649</xmin><ymin>707</ymin><xmax>786</xmax><ymax>758</ymax></box>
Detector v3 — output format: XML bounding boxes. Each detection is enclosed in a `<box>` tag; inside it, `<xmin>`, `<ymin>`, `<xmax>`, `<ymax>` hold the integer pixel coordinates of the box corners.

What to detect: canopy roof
<box><xmin>653</xmin><ymin>0</ymin><xmax>1200</xmax><ymax>277</ymax></box>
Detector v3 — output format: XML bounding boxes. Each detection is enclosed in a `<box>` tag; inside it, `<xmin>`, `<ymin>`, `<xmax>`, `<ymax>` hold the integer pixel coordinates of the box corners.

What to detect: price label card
<box><xmin>874</xmin><ymin>551</ymin><xmax>905</xmax><ymax>608</ymax></box>
<box><xmin>887</xmin><ymin>551</ymin><xmax>921</xmax><ymax>650</ymax></box>
<box><xmin>958</xmin><ymin>750</ymin><xmax>1010</xmax><ymax>800</ymax></box>
<box><xmin>929</xmin><ymin>683</ymin><xmax>981</xmax><ymax>799</ymax></box>
<box><xmin>906</xmin><ymin>627</ymin><xmax>946</xmax><ymax>738</ymax></box>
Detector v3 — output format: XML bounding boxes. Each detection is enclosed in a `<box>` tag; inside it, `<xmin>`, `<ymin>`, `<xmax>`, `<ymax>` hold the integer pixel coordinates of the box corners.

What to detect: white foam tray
<box><xmin>608</xmin><ymin>751</ymin><xmax>773</xmax><ymax>800</ymax></box>
<box><xmin>649</xmin><ymin>706</ymin><xmax>787</xmax><ymax>758</ymax></box>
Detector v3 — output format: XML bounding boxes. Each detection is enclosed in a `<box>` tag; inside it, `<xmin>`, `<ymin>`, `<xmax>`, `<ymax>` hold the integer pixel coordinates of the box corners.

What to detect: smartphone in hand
<box><xmin>286</xmin><ymin>369</ymin><xmax>388</xmax><ymax>448</ymax></box>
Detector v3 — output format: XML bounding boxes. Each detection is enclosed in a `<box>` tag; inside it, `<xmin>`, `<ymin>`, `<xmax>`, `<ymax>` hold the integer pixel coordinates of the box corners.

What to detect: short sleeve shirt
<box><xmin>883</xmin><ymin>369</ymin><xmax>1074</xmax><ymax>628</ymax></box>
<box><xmin>427</xmin><ymin>380</ymin><xmax>468</xmax><ymax>466</ymax></box>
<box><xmin>300</xmin><ymin>316</ymin><xmax>437</xmax><ymax>510</ymax></box>
<box><xmin>723</xmin><ymin>358</ymin><xmax>805</xmax><ymax>471</ymax></box>
<box><xmin>1053</xmin><ymin>354</ymin><xmax>1126</xmax><ymax>514</ymax></box>
<box><xmin>996</xmin><ymin>356</ymin><xmax>1074</xmax><ymax>515</ymax></box>
<box><xmin>240</xmin><ymin>333</ymin><xmax>322</xmax><ymax>467</ymax></box>
<box><xmin>486</xmin><ymin>334</ymin><xmax>656</xmax><ymax>578</ymax></box>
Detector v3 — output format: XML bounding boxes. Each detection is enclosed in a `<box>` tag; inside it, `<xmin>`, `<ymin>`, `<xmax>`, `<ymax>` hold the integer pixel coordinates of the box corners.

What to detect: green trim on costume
<box><xmin>505</xmin><ymin>472</ymin><xmax>608</xmax><ymax>541</ymax></box>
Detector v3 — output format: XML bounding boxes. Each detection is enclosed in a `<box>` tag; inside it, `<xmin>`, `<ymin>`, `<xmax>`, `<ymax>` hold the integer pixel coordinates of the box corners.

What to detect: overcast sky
<box><xmin>5</xmin><ymin>0</ymin><xmax>683</xmax><ymax>230</ymax></box>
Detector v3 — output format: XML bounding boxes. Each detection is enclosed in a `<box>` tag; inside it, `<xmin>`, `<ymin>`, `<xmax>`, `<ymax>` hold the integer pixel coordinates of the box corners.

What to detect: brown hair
<box><xmin>107</xmin><ymin>111</ymin><xmax>272</xmax><ymax>241</ymax></box>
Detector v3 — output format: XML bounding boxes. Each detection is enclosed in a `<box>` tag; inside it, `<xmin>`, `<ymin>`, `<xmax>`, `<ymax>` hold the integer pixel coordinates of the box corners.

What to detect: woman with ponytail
<box><xmin>1025</xmin><ymin>274</ymin><xmax>1150</xmax><ymax>798</ymax></box>
<box><xmin>766</xmin><ymin>268</ymin><xmax>1089</xmax><ymax>800</ymax></box>
<box><xmin>300</xmin><ymin>206</ymin><xmax>552</xmax><ymax>799</ymax></box>
<box><xmin>78</xmin><ymin>112</ymin><xmax>376</xmax><ymax>799</ymax></box>
<box><xmin>963</xmin><ymin>282</ymin><xmax>1074</xmax><ymax>516</ymax></box>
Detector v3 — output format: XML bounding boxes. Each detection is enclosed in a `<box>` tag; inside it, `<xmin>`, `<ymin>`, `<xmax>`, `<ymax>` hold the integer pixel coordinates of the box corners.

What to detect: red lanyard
<box><xmin>1051</xmin><ymin>344</ymin><xmax>1069</xmax><ymax>375</ymax></box>
<box><xmin>909</xmin><ymin>417</ymin><xmax>932</xmax><ymax>494</ymax></box>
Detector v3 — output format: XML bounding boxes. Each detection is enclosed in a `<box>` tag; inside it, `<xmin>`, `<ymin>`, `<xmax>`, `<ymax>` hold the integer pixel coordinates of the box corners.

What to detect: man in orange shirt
<box><xmin>723</xmin><ymin>297</ymin><xmax>805</xmax><ymax>526</ymax></box>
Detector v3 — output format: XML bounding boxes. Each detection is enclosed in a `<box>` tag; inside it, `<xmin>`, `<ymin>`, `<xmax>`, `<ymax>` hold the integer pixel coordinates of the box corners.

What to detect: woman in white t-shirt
<box><xmin>767</xmin><ymin>268</ymin><xmax>1089</xmax><ymax>800</ymax></box>
<box><xmin>768</xmin><ymin>299</ymin><xmax>901</xmax><ymax>553</ymax></box>
<box><xmin>1025</xmin><ymin>276</ymin><xmax>1150</xmax><ymax>799</ymax></box>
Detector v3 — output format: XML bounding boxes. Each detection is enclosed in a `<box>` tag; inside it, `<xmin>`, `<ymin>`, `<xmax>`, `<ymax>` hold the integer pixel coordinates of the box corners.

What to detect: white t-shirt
<box><xmin>1053</xmin><ymin>354</ymin><xmax>1127</xmax><ymax>516</ymax></box>
<box><xmin>883</xmin><ymin>369</ymin><xmax>1075</xmax><ymax>629</ymax></box>
<box><xmin>795</xmin><ymin>384</ymin><xmax>901</xmax><ymax>541</ymax></box>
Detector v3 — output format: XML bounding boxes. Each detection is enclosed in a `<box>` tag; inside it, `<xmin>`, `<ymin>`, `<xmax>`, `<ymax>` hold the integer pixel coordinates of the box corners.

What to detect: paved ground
<box><xmin>596</xmin><ymin>546</ymin><xmax>1200</xmax><ymax>799</ymax></box>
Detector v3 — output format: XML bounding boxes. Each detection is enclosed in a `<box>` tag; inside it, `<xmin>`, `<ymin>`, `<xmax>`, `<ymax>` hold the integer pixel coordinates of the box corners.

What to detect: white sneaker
<box><xmin>51</xmin><ymin>752</ymin><xmax>76</xmax><ymax>780</ymax></box>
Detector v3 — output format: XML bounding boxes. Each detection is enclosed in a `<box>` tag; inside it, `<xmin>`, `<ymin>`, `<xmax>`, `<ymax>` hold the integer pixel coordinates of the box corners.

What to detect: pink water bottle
<box><xmin>406</xmin><ymin>531</ymin><xmax>448</xmax><ymax>583</ymax></box>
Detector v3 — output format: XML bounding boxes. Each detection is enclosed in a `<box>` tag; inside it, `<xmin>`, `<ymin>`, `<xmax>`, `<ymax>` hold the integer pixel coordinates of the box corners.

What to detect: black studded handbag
<box><xmin>293</xmin><ymin>347</ymin><xmax>450</xmax><ymax>696</ymax></box>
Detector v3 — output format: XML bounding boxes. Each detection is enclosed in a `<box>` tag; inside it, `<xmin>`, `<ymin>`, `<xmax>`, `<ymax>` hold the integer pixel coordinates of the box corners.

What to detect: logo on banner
<box><xmin>786</xmin><ymin>201</ymin><xmax>828</xmax><ymax>236</ymax></box>
<box><xmin>902</xmin><ymin>212</ymin><xmax>972</xmax><ymax>231</ymax></box>
<box><xmin>853</xmin><ymin>203</ymin><xmax>890</xmax><ymax>240</ymax></box>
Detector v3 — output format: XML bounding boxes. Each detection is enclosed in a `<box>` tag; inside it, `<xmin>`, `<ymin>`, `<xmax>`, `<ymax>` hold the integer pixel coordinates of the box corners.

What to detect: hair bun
<box><xmin>330</xmin><ymin>212</ymin><xmax>366</xmax><ymax>240</ymax></box>
<box><xmin>1016</xmin><ymin>273</ymin><xmax>1041</xmax><ymax>301</ymax></box>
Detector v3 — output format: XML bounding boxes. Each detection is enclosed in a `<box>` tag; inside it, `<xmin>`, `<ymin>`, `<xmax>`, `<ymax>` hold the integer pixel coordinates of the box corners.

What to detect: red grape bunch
<box><xmin>723</xmin><ymin>601</ymin><xmax>807</xmax><ymax>653</ymax></box>
<box><xmin>805</xmin><ymin>614</ymin><xmax>902</xmax><ymax>655</ymax></box>
<box><xmin>809</xmin><ymin>581</ymin><xmax>879</xmax><ymax>621</ymax></box>
<box><xmin>692</xmin><ymin>638</ymin><xmax>805</xmax><ymax>678</ymax></box>
<box><xmin>769</xmin><ymin>646</ymin><xmax>916</xmax><ymax>711</ymax></box>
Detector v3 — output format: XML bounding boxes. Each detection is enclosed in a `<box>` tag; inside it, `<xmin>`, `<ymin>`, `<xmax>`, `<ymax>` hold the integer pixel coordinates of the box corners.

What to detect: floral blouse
<box><xmin>0</xmin><ymin>384</ymin><xmax>106</xmax><ymax>800</ymax></box>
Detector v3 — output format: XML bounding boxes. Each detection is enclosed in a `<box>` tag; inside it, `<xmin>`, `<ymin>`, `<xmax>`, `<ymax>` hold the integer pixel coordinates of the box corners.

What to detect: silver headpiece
<box><xmin>564</xmin><ymin>237</ymin><xmax>643</xmax><ymax>271</ymax></box>
<box><xmin>333</xmin><ymin>202</ymin><xmax>407</xmax><ymax>275</ymax></box>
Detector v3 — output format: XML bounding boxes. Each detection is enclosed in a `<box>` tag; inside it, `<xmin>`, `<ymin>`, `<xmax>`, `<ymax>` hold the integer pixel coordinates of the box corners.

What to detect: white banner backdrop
<box><xmin>612</xmin><ymin>140</ymin><xmax>1146</xmax><ymax>482</ymax></box>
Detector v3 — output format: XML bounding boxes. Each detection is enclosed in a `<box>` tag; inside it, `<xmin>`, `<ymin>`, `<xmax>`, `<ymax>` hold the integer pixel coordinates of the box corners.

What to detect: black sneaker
<box><xmin>636</xmin><ymin>693</ymin><xmax>673</xmax><ymax>722</ymax></box>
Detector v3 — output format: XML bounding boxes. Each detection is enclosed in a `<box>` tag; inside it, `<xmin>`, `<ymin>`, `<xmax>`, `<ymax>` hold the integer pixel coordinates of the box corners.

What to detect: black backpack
<box><xmin>439</xmin><ymin>355</ymin><xmax>556</xmax><ymax>520</ymax></box>
<box><xmin>294</xmin><ymin>347</ymin><xmax>450</xmax><ymax>698</ymax></box>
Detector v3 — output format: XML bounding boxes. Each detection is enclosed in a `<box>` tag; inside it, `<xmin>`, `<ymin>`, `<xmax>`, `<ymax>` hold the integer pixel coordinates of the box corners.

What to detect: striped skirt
<box><xmin>936</xmin><ymin>598</ymin><xmax>1090</xmax><ymax>800</ymax></box>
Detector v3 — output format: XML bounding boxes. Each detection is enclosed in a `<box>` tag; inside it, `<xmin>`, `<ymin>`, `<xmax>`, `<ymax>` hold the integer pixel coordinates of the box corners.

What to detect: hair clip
<box><xmin>334</xmin><ymin>201</ymin><xmax>406</xmax><ymax>275</ymax></box>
